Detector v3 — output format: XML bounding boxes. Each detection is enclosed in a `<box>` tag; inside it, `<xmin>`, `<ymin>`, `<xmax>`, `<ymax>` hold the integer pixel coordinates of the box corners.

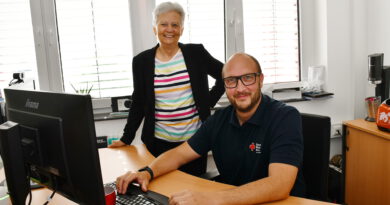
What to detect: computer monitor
<box><xmin>0</xmin><ymin>88</ymin><xmax>106</xmax><ymax>204</ymax></box>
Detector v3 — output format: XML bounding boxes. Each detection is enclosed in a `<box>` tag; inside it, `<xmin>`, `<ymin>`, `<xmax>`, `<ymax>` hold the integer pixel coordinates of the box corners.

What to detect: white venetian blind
<box><xmin>155</xmin><ymin>0</ymin><xmax>225</xmax><ymax>62</ymax></box>
<box><xmin>56</xmin><ymin>0</ymin><xmax>133</xmax><ymax>98</ymax></box>
<box><xmin>0</xmin><ymin>0</ymin><xmax>37</xmax><ymax>90</ymax></box>
<box><xmin>243</xmin><ymin>0</ymin><xmax>300</xmax><ymax>84</ymax></box>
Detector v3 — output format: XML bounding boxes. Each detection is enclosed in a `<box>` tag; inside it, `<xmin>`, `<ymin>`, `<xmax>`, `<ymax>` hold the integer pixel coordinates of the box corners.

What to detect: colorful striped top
<box><xmin>154</xmin><ymin>50</ymin><xmax>202</xmax><ymax>142</ymax></box>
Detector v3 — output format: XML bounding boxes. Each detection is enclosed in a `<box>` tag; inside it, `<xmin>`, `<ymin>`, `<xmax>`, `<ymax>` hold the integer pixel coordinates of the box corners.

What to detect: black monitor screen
<box><xmin>0</xmin><ymin>88</ymin><xmax>105</xmax><ymax>204</ymax></box>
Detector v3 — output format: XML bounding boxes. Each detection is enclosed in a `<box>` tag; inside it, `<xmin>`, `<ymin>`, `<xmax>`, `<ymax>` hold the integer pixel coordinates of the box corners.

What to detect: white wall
<box><xmin>296</xmin><ymin>0</ymin><xmax>390</xmax><ymax>121</ymax></box>
<box><xmin>96</xmin><ymin>0</ymin><xmax>390</xmax><ymax>158</ymax></box>
<box><xmin>290</xmin><ymin>0</ymin><xmax>355</xmax><ymax>158</ymax></box>
<box><xmin>367</xmin><ymin>0</ymin><xmax>390</xmax><ymax>59</ymax></box>
<box><xmin>366</xmin><ymin>0</ymin><xmax>390</xmax><ymax>97</ymax></box>
<box><xmin>294</xmin><ymin>0</ymin><xmax>354</xmax><ymax>124</ymax></box>
<box><xmin>351</xmin><ymin>0</ymin><xmax>369</xmax><ymax>119</ymax></box>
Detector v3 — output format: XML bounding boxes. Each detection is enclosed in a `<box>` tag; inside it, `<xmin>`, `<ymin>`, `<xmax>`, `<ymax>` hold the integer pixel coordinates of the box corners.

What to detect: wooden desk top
<box><xmin>2</xmin><ymin>145</ymin><xmax>336</xmax><ymax>204</ymax></box>
<box><xmin>344</xmin><ymin>119</ymin><xmax>390</xmax><ymax>141</ymax></box>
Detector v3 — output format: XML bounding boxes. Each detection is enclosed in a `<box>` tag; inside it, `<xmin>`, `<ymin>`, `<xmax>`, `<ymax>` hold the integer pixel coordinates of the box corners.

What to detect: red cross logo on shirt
<box><xmin>249</xmin><ymin>142</ymin><xmax>255</xmax><ymax>151</ymax></box>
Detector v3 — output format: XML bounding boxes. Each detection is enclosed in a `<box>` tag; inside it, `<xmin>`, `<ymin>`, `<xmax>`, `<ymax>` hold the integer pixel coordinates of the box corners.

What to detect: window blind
<box><xmin>56</xmin><ymin>0</ymin><xmax>133</xmax><ymax>98</ymax></box>
<box><xmin>0</xmin><ymin>0</ymin><xmax>37</xmax><ymax>90</ymax></box>
<box><xmin>243</xmin><ymin>0</ymin><xmax>300</xmax><ymax>84</ymax></box>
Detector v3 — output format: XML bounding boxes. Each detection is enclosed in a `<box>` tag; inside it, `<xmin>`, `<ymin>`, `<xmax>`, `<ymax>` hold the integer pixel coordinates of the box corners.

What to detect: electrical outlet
<box><xmin>331</xmin><ymin>123</ymin><xmax>342</xmax><ymax>138</ymax></box>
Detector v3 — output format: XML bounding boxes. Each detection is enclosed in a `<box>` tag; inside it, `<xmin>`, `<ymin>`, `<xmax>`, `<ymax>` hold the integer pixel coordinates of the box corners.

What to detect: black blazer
<box><xmin>120</xmin><ymin>43</ymin><xmax>224</xmax><ymax>155</ymax></box>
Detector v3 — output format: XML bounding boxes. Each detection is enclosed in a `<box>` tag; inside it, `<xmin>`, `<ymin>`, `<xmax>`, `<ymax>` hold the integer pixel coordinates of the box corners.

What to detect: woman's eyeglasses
<box><xmin>223</xmin><ymin>72</ymin><xmax>261</xmax><ymax>88</ymax></box>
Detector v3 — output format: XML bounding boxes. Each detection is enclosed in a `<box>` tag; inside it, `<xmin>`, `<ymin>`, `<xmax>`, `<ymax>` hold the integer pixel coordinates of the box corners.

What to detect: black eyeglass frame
<box><xmin>223</xmin><ymin>72</ymin><xmax>261</xmax><ymax>88</ymax></box>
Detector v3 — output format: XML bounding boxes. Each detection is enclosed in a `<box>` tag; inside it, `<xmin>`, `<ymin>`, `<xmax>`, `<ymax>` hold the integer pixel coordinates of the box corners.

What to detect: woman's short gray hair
<box><xmin>153</xmin><ymin>2</ymin><xmax>185</xmax><ymax>26</ymax></box>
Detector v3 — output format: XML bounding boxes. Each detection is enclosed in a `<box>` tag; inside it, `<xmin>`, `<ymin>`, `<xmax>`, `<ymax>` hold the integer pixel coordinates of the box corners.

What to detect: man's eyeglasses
<box><xmin>223</xmin><ymin>72</ymin><xmax>261</xmax><ymax>88</ymax></box>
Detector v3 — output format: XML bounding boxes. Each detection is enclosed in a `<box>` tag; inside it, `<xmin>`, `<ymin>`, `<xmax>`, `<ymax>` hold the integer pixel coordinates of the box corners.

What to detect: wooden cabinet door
<box><xmin>345</xmin><ymin>127</ymin><xmax>390</xmax><ymax>205</ymax></box>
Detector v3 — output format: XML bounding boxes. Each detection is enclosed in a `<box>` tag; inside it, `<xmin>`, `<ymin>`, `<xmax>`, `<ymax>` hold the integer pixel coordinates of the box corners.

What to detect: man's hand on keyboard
<box><xmin>116</xmin><ymin>171</ymin><xmax>151</xmax><ymax>194</ymax></box>
<box><xmin>169</xmin><ymin>190</ymin><xmax>221</xmax><ymax>205</ymax></box>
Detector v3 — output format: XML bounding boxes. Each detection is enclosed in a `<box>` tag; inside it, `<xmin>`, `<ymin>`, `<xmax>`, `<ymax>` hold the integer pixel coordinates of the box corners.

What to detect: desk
<box><xmin>3</xmin><ymin>145</ymin><xmax>335</xmax><ymax>205</ymax></box>
<box><xmin>343</xmin><ymin>119</ymin><xmax>390</xmax><ymax>205</ymax></box>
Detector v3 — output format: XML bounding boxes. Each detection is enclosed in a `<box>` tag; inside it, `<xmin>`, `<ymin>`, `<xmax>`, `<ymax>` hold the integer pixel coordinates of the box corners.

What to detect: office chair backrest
<box><xmin>301</xmin><ymin>113</ymin><xmax>331</xmax><ymax>201</ymax></box>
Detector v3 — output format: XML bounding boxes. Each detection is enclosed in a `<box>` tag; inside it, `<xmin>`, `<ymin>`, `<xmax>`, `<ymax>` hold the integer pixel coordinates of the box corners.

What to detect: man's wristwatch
<box><xmin>138</xmin><ymin>166</ymin><xmax>154</xmax><ymax>180</ymax></box>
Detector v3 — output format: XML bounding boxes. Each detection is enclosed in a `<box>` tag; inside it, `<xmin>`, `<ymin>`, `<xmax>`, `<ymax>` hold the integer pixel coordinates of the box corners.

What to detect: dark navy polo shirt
<box><xmin>188</xmin><ymin>94</ymin><xmax>305</xmax><ymax>197</ymax></box>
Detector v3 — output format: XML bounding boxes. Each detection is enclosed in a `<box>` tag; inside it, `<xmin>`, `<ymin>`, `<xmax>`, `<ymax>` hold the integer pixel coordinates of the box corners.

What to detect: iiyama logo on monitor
<box><xmin>25</xmin><ymin>98</ymin><xmax>39</xmax><ymax>109</ymax></box>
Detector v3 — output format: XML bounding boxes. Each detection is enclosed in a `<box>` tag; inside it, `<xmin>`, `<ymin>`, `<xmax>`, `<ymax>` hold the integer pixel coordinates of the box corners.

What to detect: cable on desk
<box><xmin>26</xmin><ymin>169</ymin><xmax>32</xmax><ymax>205</ymax></box>
<box><xmin>43</xmin><ymin>189</ymin><xmax>56</xmax><ymax>205</ymax></box>
<box><xmin>43</xmin><ymin>177</ymin><xmax>58</xmax><ymax>205</ymax></box>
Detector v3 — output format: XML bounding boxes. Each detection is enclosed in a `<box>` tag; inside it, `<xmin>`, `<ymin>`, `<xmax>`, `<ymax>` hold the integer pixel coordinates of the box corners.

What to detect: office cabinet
<box><xmin>343</xmin><ymin>119</ymin><xmax>390</xmax><ymax>205</ymax></box>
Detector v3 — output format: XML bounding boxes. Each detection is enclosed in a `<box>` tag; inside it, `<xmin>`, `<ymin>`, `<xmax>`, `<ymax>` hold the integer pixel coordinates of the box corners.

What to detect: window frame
<box><xmin>30</xmin><ymin>0</ymin><xmax>64</xmax><ymax>92</ymax></box>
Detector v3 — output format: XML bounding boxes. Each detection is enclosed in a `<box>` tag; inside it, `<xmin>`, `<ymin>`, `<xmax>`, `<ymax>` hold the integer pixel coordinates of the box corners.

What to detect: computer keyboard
<box><xmin>105</xmin><ymin>182</ymin><xmax>169</xmax><ymax>205</ymax></box>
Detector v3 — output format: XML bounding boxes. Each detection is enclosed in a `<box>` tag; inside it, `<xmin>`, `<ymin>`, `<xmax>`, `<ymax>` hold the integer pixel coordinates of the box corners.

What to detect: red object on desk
<box><xmin>376</xmin><ymin>98</ymin><xmax>390</xmax><ymax>132</ymax></box>
<box><xmin>104</xmin><ymin>186</ymin><xmax>116</xmax><ymax>205</ymax></box>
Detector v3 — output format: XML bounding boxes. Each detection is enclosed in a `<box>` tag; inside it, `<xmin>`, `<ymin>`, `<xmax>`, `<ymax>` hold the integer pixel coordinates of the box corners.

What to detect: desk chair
<box><xmin>301</xmin><ymin>113</ymin><xmax>331</xmax><ymax>201</ymax></box>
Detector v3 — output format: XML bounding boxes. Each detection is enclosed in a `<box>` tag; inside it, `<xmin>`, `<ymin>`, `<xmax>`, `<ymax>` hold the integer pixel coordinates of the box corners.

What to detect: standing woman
<box><xmin>109</xmin><ymin>1</ymin><xmax>224</xmax><ymax>176</ymax></box>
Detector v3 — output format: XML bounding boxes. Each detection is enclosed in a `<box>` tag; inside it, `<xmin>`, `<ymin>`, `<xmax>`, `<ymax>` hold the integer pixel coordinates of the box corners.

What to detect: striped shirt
<box><xmin>154</xmin><ymin>50</ymin><xmax>202</xmax><ymax>142</ymax></box>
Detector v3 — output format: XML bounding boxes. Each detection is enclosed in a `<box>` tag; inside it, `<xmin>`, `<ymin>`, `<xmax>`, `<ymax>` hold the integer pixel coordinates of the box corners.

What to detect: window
<box><xmin>0</xmin><ymin>0</ymin><xmax>38</xmax><ymax>91</ymax></box>
<box><xmin>56</xmin><ymin>0</ymin><xmax>133</xmax><ymax>98</ymax></box>
<box><xmin>243</xmin><ymin>0</ymin><xmax>300</xmax><ymax>84</ymax></box>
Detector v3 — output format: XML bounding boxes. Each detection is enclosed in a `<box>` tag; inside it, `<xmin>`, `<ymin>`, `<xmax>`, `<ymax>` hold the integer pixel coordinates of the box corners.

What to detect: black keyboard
<box><xmin>105</xmin><ymin>182</ymin><xmax>169</xmax><ymax>205</ymax></box>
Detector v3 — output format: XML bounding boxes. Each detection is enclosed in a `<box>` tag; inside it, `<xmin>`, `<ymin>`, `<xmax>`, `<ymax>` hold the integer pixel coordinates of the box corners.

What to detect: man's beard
<box><xmin>228</xmin><ymin>89</ymin><xmax>261</xmax><ymax>113</ymax></box>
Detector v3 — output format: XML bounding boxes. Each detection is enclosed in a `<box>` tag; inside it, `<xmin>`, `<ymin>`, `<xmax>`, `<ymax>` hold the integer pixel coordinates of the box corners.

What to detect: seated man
<box><xmin>116</xmin><ymin>53</ymin><xmax>305</xmax><ymax>204</ymax></box>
